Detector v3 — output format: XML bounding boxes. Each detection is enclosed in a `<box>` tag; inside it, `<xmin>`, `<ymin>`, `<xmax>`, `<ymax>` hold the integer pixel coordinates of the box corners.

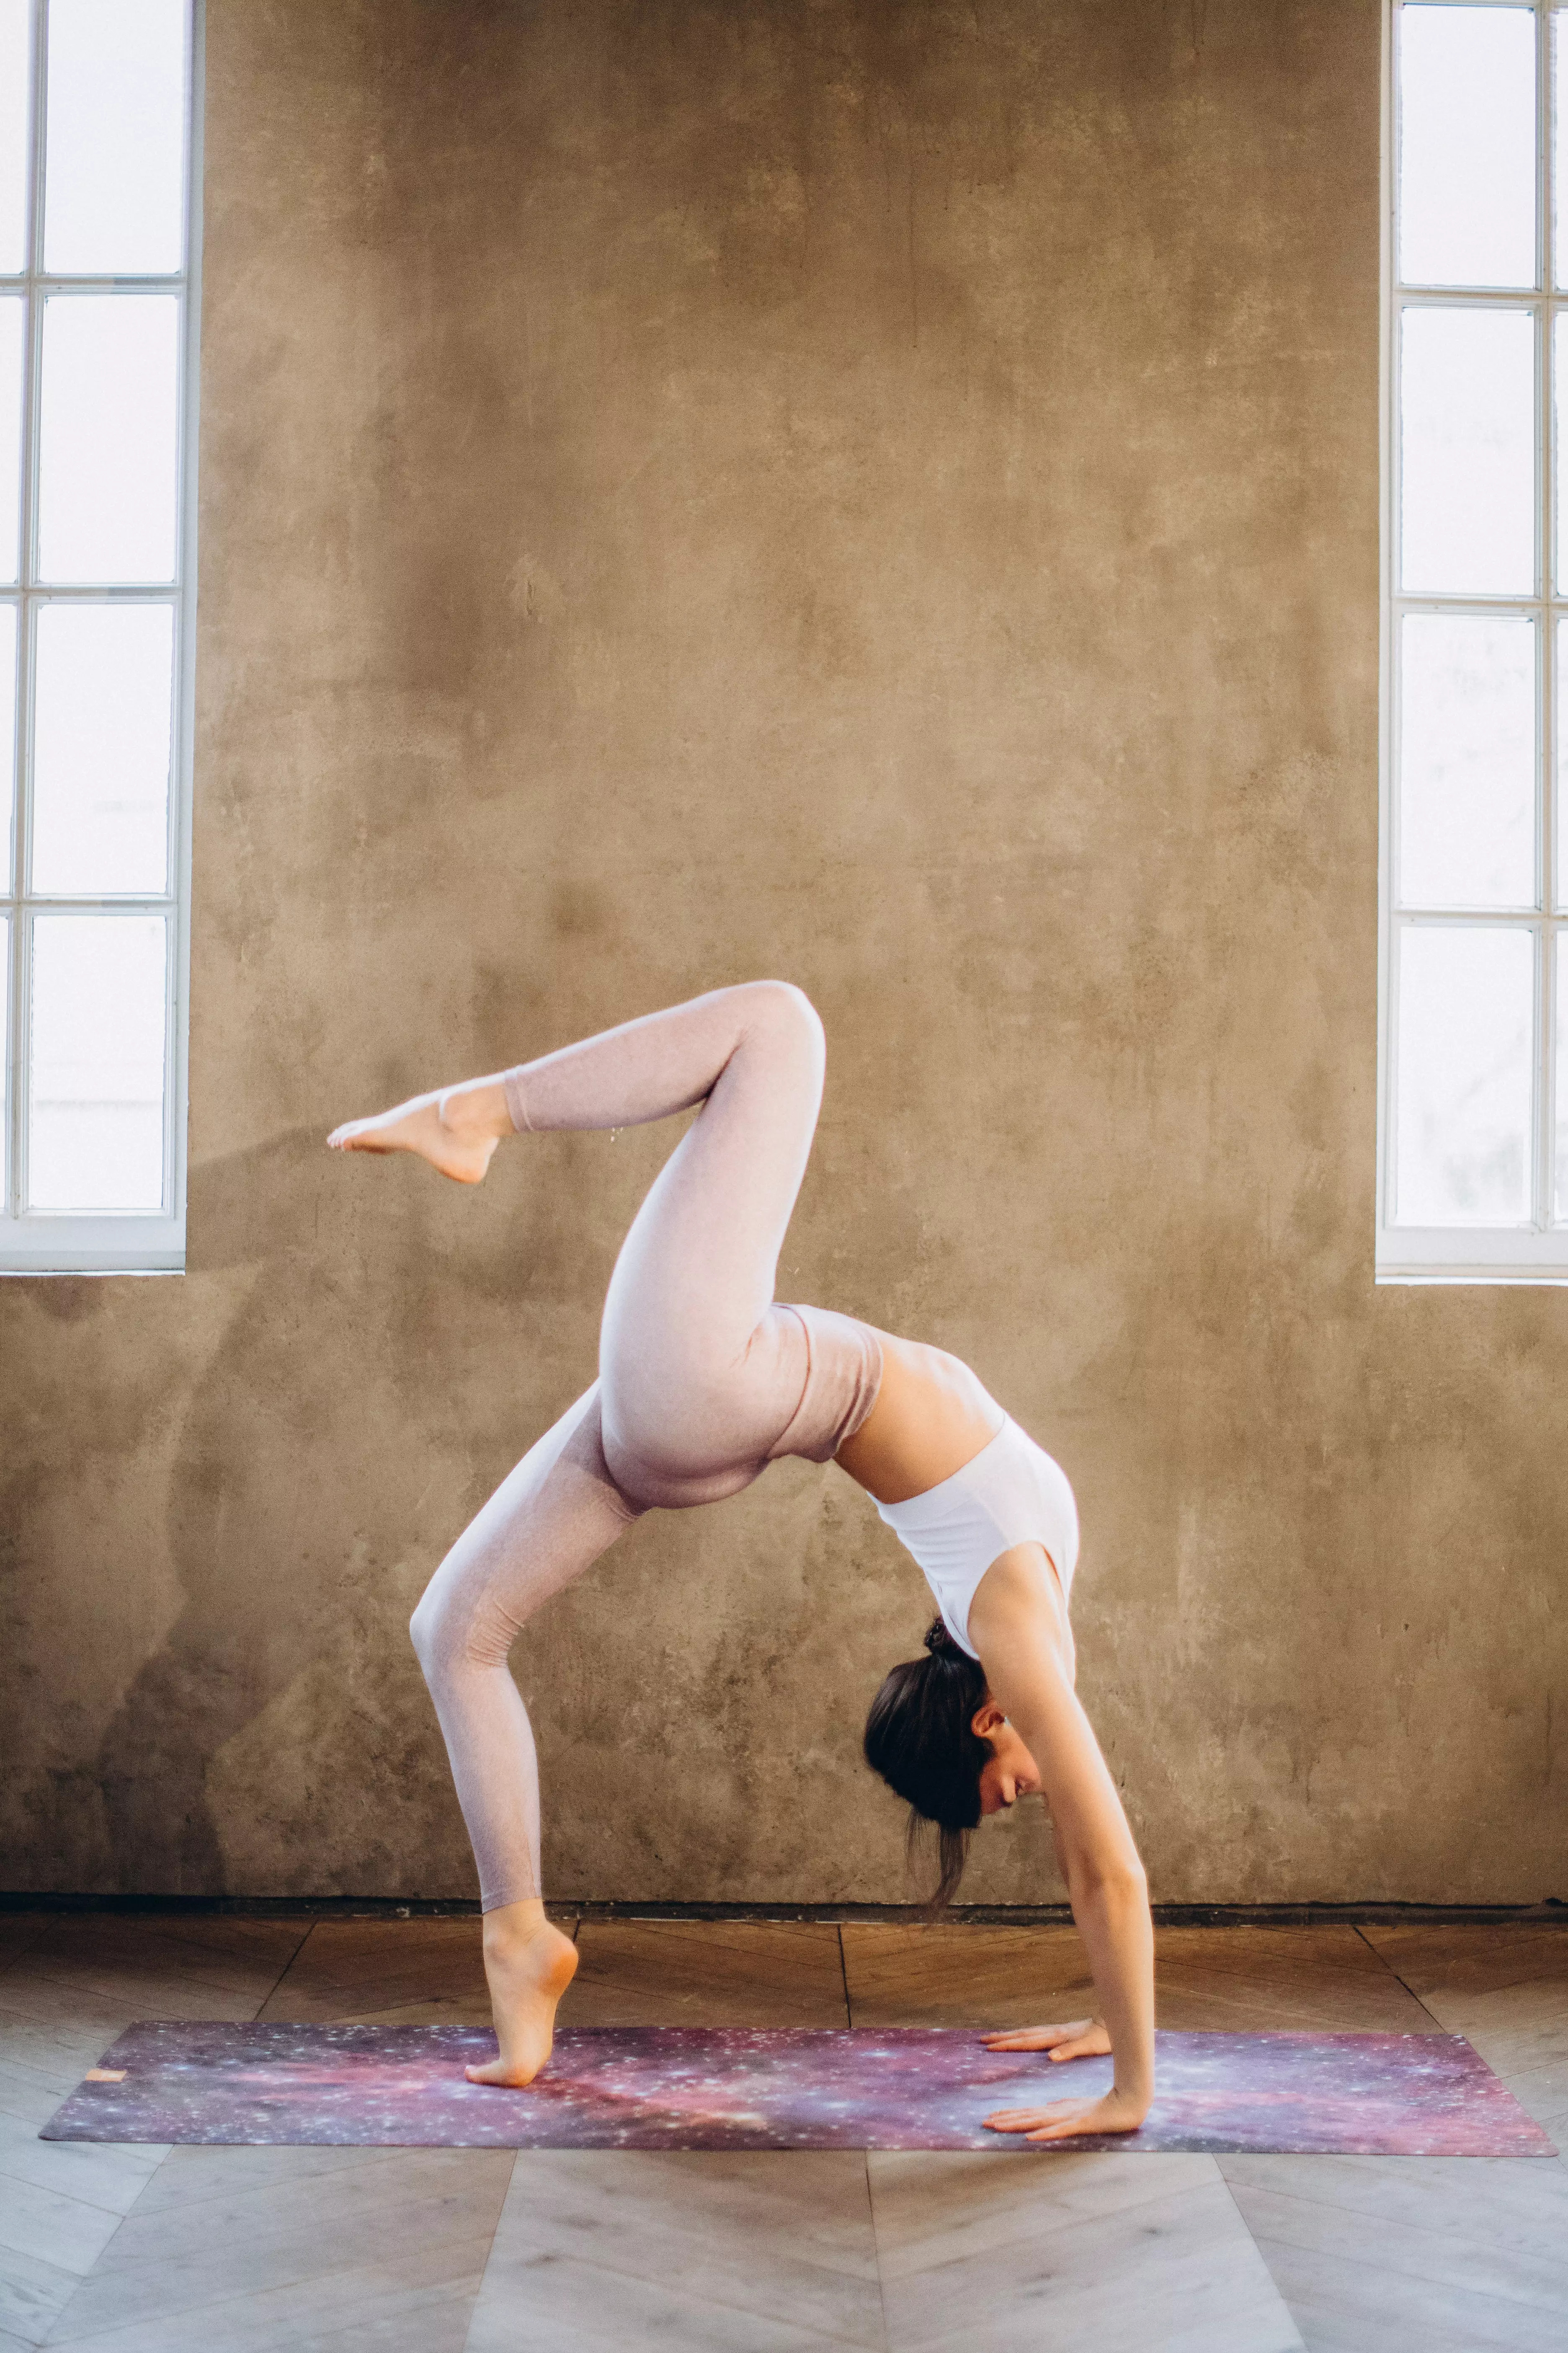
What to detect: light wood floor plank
<box><xmin>0</xmin><ymin>2058</ymin><xmax>79</xmax><ymax>2128</ymax></box>
<box><xmin>44</xmin><ymin>2145</ymin><xmax>514</xmax><ymax>2346</ymax></box>
<box><xmin>562</xmin><ymin>1920</ymin><xmax>850</xmax><ymax>2028</ymax></box>
<box><xmin>468</xmin><ymin>2150</ymin><xmax>885</xmax><ymax>2351</ymax></box>
<box><xmin>12</xmin><ymin>1916</ymin><xmax>1564</xmax><ymax>2352</ymax></box>
<box><xmin>127</xmin><ymin>2138</ymin><xmax>471</xmax><ymax>2214</ymax></box>
<box><xmin>0</xmin><ymin>1919</ymin><xmax>312</xmax><ymax>2350</ymax></box>
<box><xmin>0</xmin><ymin>2242</ymin><xmax>80</xmax><ymax>2349</ymax></box>
<box><xmin>868</xmin><ymin>2144</ymin><xmax>1220</xmax><ymax>2264</ymax></box>
<box><xmin>0</xmin><ymin>2107</ymin><xmax>164</xmax><ymax>2219</ymax></box>
<box><xmin>867</xmin><ymin>2149</ymin><xmax>1304</xmax><ymax>2352</ymax></box>
<box><xmin>0</xmin><ymin>2000</ymin><xmax>152</xmax><ymax>2095</ymax></box>
<box><xmin>43</xmin><ymin>2256</ymin><xmax>494</xmax><ymax>2353</ymax></box>
<box><xmin>1225</xmin><ymin>2154</ymin><xmax>1568</xmax><ymax>2351</ymax></box>
<box><xmin>0</xmin><ymin>2174</ymin><xmax>124</xmax><ymax>2281</ymax></box>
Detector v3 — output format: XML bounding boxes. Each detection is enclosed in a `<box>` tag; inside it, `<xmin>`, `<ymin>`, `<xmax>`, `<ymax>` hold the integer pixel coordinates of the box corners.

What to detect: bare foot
<box><xmin>466</xmin><ymin>1904</ymin><xmax>579</xmax><ymax>2086</ymax></box>
<box><xmin>326</xmin><ymin>1077</ymin><xmax>512</xmax><ymax>1185</ymax></box>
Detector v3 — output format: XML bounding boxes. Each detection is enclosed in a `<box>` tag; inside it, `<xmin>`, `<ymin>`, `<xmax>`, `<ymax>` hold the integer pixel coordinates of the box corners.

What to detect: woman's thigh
<box><xmin>599</xmin><ymin>985</ymin><xmax>825</xmax><ymax>1492</ymax></box>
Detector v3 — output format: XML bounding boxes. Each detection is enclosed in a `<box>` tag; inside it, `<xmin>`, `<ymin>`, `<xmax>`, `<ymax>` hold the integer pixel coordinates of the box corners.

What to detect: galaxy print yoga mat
<box><xmin>40</xmin><ymin>2025</ymin><xmax>1555</xmax><ymax>2155</ymax></box>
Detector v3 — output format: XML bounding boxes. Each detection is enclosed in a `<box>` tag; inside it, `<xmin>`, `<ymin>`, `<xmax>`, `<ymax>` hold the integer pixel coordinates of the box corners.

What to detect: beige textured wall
<box><xmin>3</xmin><ymin>0</ymin><xmax>1563</xmax><ymax>1906</ymax></box>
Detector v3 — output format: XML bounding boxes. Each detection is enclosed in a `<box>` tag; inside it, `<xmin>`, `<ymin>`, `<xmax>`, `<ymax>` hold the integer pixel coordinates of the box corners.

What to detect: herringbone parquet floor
<box><xmin>2</xmin><ymin>1911</ymin><xmax>1565</xmax><ymax>2350</ymax></box>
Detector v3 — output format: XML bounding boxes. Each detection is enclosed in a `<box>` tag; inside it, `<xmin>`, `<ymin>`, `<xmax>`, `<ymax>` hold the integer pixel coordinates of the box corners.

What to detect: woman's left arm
<box><xmin>967</xmin><ymin>1555</ymin><xmax>1155</xmax><ymax>2142</ymax></box>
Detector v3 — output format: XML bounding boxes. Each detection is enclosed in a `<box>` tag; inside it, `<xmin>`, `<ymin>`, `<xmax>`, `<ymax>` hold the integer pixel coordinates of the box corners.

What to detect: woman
<box><xmin>329</xmin><ymin>981</ymin><xmax>1153</xmax><ymax>2142</ymax></box>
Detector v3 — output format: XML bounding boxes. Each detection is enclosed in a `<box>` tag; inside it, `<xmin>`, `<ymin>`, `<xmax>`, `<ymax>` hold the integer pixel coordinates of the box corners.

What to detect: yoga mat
<box><xmin>41</xmin><ymin>2025</ymin><xmax>1555</xmax><ymax>2155</ymax></box>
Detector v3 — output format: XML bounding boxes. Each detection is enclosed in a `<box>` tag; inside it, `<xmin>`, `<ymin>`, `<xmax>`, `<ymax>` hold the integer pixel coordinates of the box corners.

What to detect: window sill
<box><xmin>0</xmin><ymin>1212</ymin><xmax>185</xmax><ymax>1274</ymax></box>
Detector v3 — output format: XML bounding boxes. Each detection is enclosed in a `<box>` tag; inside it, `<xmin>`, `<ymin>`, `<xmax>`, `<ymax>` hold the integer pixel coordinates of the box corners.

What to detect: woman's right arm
<box><xmin>967</xmin><ymin>1555</ymin><xmax>1155</xmax><ymax>2141</ymax></box>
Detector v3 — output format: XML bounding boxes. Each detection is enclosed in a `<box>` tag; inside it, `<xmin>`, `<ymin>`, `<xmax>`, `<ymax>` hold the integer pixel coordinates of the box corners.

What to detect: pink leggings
<box><xmin>409</xmin><ymin>983</ymin><xmax>883</xmax><ymax>1911</ymax></box>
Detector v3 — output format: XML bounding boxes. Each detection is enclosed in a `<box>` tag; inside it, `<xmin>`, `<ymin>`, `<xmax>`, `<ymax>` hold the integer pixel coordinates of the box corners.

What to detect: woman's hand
<box><xmin>979</xmin><ymin>2017</ymin><xmax>1111</xmax><ymax>2061</ymax></box>
<box><xmin>982</xmin><ymin>2085</ymin><xmax>1149</xmax><ymax>2143</ymax></box>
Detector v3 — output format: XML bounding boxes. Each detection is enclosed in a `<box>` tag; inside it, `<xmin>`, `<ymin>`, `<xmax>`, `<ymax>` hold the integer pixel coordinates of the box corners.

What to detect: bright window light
<box><xmin>1</xmin><ymin>1</ymin><xmax>196</xmax><ymax>1271</ymax></box>
<box><xmin>0</xmin><ymin>297</ymin><xmax>21</xmax><ymax>583</ymax></box>
<box><xmin>1558</xmin><ymin>941</ymin><xmax>1568</xmax><ymax>1214</ymax></box>
<box><xmin>37</xmin><ymin>294</ymin><xmax>181</xmax><ymax>584</ymax></box>
<box><xmin>28</xmin><ymin>913</ymin><xmax>168</xmax><ymax>1211</ymax></box>
<box><xmin>1399</xmin><ymin>4</ymin><xmax>1537</xmax><ymax>289</ymax></box>
<box><xmin>1383</xmin><ymin>3</ymin><xmax>1568</xmax><ymax>1279</ymax></box>
<box><xmin>1394</xmin><ymin>924</ymin><xmax>1535</xmax><ymax>1222</ymax></box>
<box><xmin>0</xmin><ymin>602</ymin><xmax>14</xmax><ymax>856</ymax></box>
<box><xmin>43</xmin><ymin>0</ymin><xmax>187</xmax><ymax>276</ymax></box>
<box><xmin>1398</xmin><ymin>612</ymin><xmax>1538</xmax><ymax>910</ymax></box>
<box><xmin>31</xmin><ymin>604</ymin><xmax>174</xmax><ymax>896</ymax></box>
<box><xmin>0</xmin><ymin>2</ymin><xmax>29</xmax><ymax>276</ymax></box>
<box><xmin>1398</xmin><ymin>306</ymin><xmax>1535</xmax><ymax>597</ymax></box>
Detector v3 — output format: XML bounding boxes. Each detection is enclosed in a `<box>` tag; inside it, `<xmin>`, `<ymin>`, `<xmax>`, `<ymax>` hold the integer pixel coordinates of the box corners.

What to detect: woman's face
<box><xmin>973</xmin><ymin>1705</ymin><xmax>1042</xmax><ymax>1815</ymax></box>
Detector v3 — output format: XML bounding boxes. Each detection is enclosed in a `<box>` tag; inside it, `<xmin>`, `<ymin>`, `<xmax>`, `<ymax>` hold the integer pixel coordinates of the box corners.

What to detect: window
<box><xmin>1</xmin><ymin>0</ymin><xmax>198</xmax><ymax>1273</ymax></box>
<box><xmin>1382</xmin><ymin>3</ymin><xmax>1568</xmax><ymax>1278</ymax></box>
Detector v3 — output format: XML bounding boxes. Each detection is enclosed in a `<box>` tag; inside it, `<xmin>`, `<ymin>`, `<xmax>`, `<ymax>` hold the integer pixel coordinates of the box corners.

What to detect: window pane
<box><xmin>1556</xmin><ymin>9</ymin><xmax>1568</xmax><ymax>289</ymax></box>
<box><xmin>43</xmin><ymin>0</ymin><xmax>186</xmax><ymax>275</ymax></box>
<box><xmin>1394</xmin><ymin>924</ymin><xmax>1534</xmax><ymax>1224</ymax></box>
<box><xmin>1557</xmin><ymin>313</ymin><xmax>1568</xmax><ymax>594</ymax></box>
<box><xmin>37</xmin><ymin>295</ymin><xmax>180</xmax><ymax>584</ymax></box>
<box><xmin>31</xmin><ymin>604</ymin><xmax>173</xmax><ymax>895</ymax></box>
<box><xmin>0</xmin><ymin>0</ymin><xmax>28</xmax><ymax>273</ymax></box>
<box><xmin>0</xmin><ymin>601</ymin><xmax>14</xmax><ymax>892</ymax></box>
<box><xmin>28</xmin><ymin>912</ymin><xmax>167</xmax><ymax>1211</ymax></box>
<box><xmin>1400</xmin><ymin>307</ymin><xmax>1535</xmax><ymax>595</ymax></box>
<box><xmin>0</xmin><ymin>913</ymin><xmax>7</xmax><ymax>1213</ymax></box>
<box><xmin>0</xmin><ymin>296</ymin><xmax>21</xmax><ymax>587</ymax></box>
<box><xmin>1398</xmin><ymin>614</ymin><xmax>1536</xmax><ymax>910</ymax></box>
<box><xmin>1561</xmin><ymin>621</ymin><xmax>1568</xmax><ymax>912</ymax></box>
<box><xmin>1558</xmin><ymin>942</ymin><xmax>1568</xmax><ymax>1220</ymax></box>
<box><xmin>1400</xmin><ymin>4</ymin><xmax>1537</xmax><ymax>290</ymax></box>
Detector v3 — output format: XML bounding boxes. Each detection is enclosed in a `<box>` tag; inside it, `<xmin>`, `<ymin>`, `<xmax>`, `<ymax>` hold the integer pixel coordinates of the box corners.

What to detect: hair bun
<box><xmin>923</xmin><ymin>1618</ymin><xmax>962</xmax><ymax>1659</ymax></box>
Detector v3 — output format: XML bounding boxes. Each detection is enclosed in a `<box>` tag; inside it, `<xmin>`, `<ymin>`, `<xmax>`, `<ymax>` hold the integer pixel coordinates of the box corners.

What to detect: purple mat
<box><xmin>40</xmin><ymin>2025</ymin><xmax>1555</xmax><ymax>2155</ymax></box>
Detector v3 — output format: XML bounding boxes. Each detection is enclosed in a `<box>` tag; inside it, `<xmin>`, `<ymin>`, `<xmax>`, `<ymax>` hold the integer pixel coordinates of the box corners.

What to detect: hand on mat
<box><xmin>982</xmin><ymin>2086</ymin><xmax>1148</xmax><ymax>2144</ymax></box>
<box><xmin>979</xmin><ymin>2017</ymin><xmax>1111</xmax><ymax>2062</ymax></box>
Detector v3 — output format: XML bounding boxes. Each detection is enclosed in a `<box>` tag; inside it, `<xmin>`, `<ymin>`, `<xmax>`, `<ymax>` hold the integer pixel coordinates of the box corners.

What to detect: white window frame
<box><xmin>0</xmin><ymin>0</ymin><xmax>201</xmax><ymax>1274</ymax></box>
<box><xmin>1380</xmin><ymin>0</ymin><xmax>1568</xmax><ymax>1280</ymax></box>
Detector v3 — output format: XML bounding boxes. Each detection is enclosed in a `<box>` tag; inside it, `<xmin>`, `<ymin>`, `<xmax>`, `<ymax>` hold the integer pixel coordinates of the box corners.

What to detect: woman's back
<box><xmin>834</xmin><ymin>1329</ymin><xmax>1003</xmax><ymax>1504</ymax></box>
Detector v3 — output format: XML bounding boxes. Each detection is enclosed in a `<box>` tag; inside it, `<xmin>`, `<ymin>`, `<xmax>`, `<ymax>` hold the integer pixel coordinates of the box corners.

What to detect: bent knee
<box><xmin>741</xmin><ymin>979</ymin><xmax>825</xmax><ymax>1057</ymax></box>
<box><xmin>411</xmin><ymin>1575</ymin><xmax>518</xmax><ymax>1682</ymax></box>
<box><xmin>409</xmin><ymin>1588</ymin><xmax>449</xmax><ymax>1678</ymax></box>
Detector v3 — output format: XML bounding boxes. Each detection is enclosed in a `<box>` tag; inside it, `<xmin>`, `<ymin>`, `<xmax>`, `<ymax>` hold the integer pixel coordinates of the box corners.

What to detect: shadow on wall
<box><xmin>90</xmin><ymin>1122</ymin><xmax>487</xmax><ymax>1897</ymax></box>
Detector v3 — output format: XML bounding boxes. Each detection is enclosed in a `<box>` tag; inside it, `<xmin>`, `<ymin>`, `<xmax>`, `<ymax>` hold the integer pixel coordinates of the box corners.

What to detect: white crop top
<box><xmin>874</xmin><ymin>1417</ymin><xmax>1079</xmax><ymax>1661</ymax></box>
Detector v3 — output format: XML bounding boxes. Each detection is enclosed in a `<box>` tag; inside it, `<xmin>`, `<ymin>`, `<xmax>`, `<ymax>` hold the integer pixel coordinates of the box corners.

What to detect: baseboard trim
<box><xmin>2</xmin><ymin>1893</ymin><xmax>1565</xmax><ymax>1927</ymax></box>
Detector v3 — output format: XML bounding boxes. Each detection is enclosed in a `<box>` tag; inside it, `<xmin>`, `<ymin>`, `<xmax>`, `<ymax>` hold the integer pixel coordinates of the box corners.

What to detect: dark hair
<box><xmin>863</xmin><ymin>1619</ymin><xmax>990</xmax><ymax>1911</ymax></box>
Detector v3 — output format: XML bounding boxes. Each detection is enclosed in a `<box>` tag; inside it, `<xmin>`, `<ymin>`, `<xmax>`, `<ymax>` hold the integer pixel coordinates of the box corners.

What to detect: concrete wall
<box><xmin>3</xmin><ymin>0</ymin><xmax>1563</xmax><ymax>1906</ymax></box>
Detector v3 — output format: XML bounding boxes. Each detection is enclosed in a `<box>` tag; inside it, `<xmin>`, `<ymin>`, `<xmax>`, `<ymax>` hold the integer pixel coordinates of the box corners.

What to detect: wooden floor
<box><xmin>2</xmin><ymin>1913</ymin><xmax>1565</xmax><ymax>2350</ymax></box>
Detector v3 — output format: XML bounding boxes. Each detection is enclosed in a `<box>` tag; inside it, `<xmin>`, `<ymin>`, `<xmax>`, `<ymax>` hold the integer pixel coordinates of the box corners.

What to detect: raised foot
<box><xmin>326</xmin><ymin>1079</ymin><xmax>510</xmax><ymax>1185</ymax></box>
<box><xmin>466</xmin><ymin>1915</ymin><xmax>579</xmax><ymax>2087</ymax></box>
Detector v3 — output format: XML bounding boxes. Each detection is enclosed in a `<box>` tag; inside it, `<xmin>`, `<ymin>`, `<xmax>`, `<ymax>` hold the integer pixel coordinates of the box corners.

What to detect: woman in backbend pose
<box><xmin>329</xmin><ymin>982</ymin><xmax>1153</xmax><ymax>2142</ymax></box>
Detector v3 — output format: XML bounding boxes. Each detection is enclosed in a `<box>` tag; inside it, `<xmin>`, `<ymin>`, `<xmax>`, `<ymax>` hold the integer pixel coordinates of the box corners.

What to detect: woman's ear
<box><xmin>969</xmin><ymin>1697</ymin><xmax>1007</xmax><ymax>1743</ymax></box>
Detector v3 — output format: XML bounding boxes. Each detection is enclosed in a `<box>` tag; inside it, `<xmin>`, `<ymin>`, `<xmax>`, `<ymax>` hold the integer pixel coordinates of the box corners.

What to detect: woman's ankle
<box><xmin>481</xmin><ymin>1897</ymin><xmax>552</xmax><ymax>1955</ymax></box>
<box><xmin>439</xmin><ymin>1078</ymin><xmax>513</xmax><ymax>1143</ymax></box>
